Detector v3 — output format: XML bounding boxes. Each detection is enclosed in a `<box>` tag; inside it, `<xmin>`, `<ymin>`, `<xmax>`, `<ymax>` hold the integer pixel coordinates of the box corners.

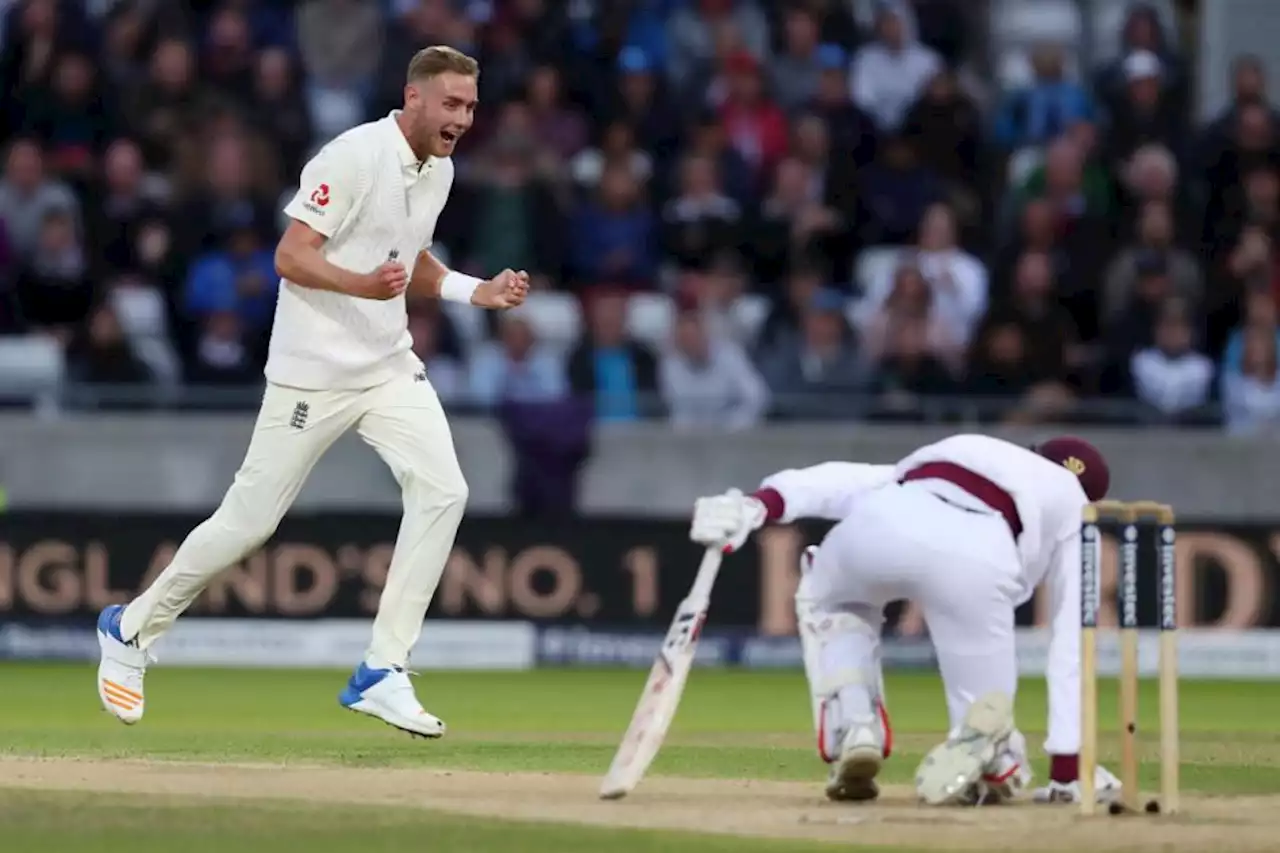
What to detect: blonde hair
<box><xmin>407</xmin><ymin>46</ymin><xmax>479</xmax><ymax>84</ymax></box>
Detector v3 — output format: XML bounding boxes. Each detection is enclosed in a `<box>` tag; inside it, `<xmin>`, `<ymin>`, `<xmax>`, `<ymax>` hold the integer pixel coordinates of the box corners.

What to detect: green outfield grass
<box><xmin>1</xmin><ymin>663</ymin><xmax>1278</xmax><ymax>852</ymax></box>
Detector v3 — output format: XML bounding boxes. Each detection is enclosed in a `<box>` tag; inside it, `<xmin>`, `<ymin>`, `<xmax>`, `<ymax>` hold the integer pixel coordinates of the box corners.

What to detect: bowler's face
<box><xmin>408</xmin><ymin>72</ymin><xmax>478</xmax><ymax>157</ymax></box>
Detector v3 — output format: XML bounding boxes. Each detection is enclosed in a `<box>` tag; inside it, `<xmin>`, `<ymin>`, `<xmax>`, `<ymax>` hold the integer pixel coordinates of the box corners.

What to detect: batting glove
<box><xmin>690</xmin><ymin>489</ymin><xmax>767</xmax><ymax>553</ymax></box>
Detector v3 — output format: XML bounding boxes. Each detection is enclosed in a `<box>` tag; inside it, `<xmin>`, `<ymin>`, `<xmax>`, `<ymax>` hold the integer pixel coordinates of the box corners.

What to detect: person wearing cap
<box><xmin>1100</xmin><ymin>50</ymin><xmax>1185</xmax><ymax>171</ymax></box>
<box><xmin>688</xmin><ymin>433</ymin><xmax>1121</xmax><ymax>807</ymax></box>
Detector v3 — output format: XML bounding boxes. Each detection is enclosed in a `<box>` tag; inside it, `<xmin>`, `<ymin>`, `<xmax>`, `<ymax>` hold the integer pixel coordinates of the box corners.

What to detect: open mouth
<box><xmin>440</xmin><ymin>130</ymin><xmax>458</xmax><ymax>144</ymax></box>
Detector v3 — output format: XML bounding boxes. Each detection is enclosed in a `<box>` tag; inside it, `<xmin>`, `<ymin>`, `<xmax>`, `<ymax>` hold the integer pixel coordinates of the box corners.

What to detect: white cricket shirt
<box><xmin>268</xmin><ymin>111</ymin><xmax>455</xmax><ymax>389</ymax></box>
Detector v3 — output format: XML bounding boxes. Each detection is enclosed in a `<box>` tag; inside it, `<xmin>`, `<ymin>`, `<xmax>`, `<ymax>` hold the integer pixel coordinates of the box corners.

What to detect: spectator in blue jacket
<box><xmin>994</xmin><ymin>43</ymin><xmax>1093</xmax><ymax>150</ymax></box>
<box><xmin>568</xmin><ymin>161</ymin><xmax>657</xmax><ymax>288</ymax></box>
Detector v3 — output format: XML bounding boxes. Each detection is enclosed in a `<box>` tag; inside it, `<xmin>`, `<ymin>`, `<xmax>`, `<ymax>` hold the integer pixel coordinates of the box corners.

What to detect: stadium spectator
<box><xmin>201</xmin><ymin>5</ymin><xmax>257</xmax><ymax>102</ymax></box>
<box><xmin>120</xmin><ymin>36</ymin><xmax>206</xmax><ymax>172</ymax></box>
<box><xmin>525</xmin><ymin>63</ymin><xmax>589</xmax><ymax>165</ymax></box>
<box><xmin>759</xmin><ymin>287</ymin><xmax>865</xmax><ymax>403</ymax></box>
<box><xmin>665</xmin><ymin>0</ymin><xmax>770</xmax><ymax>104</ymax></box>
<box><xmin>910</xmin><ymin>201</ymin><xmax>988</xmax><ymax>344</ymax></box>
<box><xmin>1201</xmin><ymin>102</ymin><xmax>1279</xmax><ymax>251</ymax></box>
<box><xmin>569</xmin><ymin>119</ymin><xmax>654</xmax><ymax>193</ymax></box>
<box><xmin>994</xmin><ymin>43</ymin><xmax>1093</xmax><ymax>150</ymax></box>
<box><xmin>181</xmin><ymin>216</ymin><xmax>278</xmax><ymax>356</ymax></box>
<box><xmin>1128</xmin><ymin>298</ymin><xmax>1215</xmax><ymax>423</ymax></box>
<box><xmin>715</xmin><ymin>50</ymin><xmax>789</xmax><ymax>184</ymax></box>
<box><xmin>849</xmin><ymin>0</ymin><xmax>941</xmax><ymax>133</ymax></box>
<box><xmin>998</xmin><ymin>250</ymin><xmax>1082</xmax><ymax>386</ymax></box>
<box><xmin>66</xmin><ymin>301</ymin><xmax>153</xmax><ymax>386</ymax></box>
<box><xmin>1222</xmin><ymin>289</ymin><xmax>1280</xmax><ymax>375</ymax></box>
<box><xmin>1103</xmin><ymin>250</ymin><xmax>1177</xmax><ymax>381</ymax></box>
<box><xmin>755</xmin><ymin>262</ymin><xmax>823</xmax><ymax>360</ymax></box>
<box><xmin>1094</xmin><ymin>3</ymin><xmax>1189</xmax><ymax>124</ymax></box>
<box><xmin>1099</xmin><ymin>50</ymin><xmax>1186</xmax><ymax>172</ymax></box>
<box><xmin>568</xmin><ymin>289</ymin><xmax>659</xmax><ymax>422</ymax></box>
<box><xmin>1103</xmin><ymin>200</ymin><xmax>1203</xmax><ymax>330</ymax></box>
<box><xmin>609</xmin><ymin>47</ymin><xmax>682</xmax><ymax>170</ymax></box>
<box><xmin>469</xmin><ymin>314</ymin><xmax>568</xmax><ymax>407</ymax></box>
<box><xmin>965</xmin><ymin>315</ymin><xmax>1074</xmax><ymax>424</ymax></box>
<box><xmin>250</xmin><ymin>48</ymin><xmax>314</xmax><ymax>187</ymax></box>
<box><xmin>1222</xmin><ymin>323</ymin><xmax>1280</xmax><ymax>435</ymax></box>
<box><xmin>1197</xmin><ymin>55</ymin><xmax>1277</xmax><ymax>170</ymax></box>
<box><xmin>682</xmin><ymin>108</ymin><xmax>754</xmax><ymax>208</ymax></box>
<box><xmin>747</xmin><ymin>156</ymin><xmax>837</xmax><ymax>287</ymax></box>
<box><xmin>296</xmin><ymin>0</ymin><xmax>384</xmax><ymax>99</ymax></box>
<box><xmin>858</xmin><ymin>263</ymin><xmax>963</xmax><ymax>374</ymax></box>
<box><xmin>806</xmin><ymin>43</ymin><xmax>877</xmax><ymax>170</ymax></box>
<box><xmin>13</xmin><ymin>207</ymin><xmax>89</xmax><ymax>337</ymax></box>
<box><xmin>855</xmin><ymin>133</ymin><xmax>943</xmax><ymax>246</ymax></box>
<box><xmin>171</xmin><ymin>131</ymin><xmax>275</xmax><ymax>259</ymax></box>
<box><xmin>569</xmin><ymin>162</ymin><xmax>656</xmax><ymax>289</ymax></box>
<box><xmin>868</xmin><ymin>315</ymin><xmax>958</xmax><ymax>419</ymax></box>
<box><xmin>1118</xmin><ymin>143</ymin><xmax>1191</xmax><ymax>242</ymax></box>
<box><xmin>901</xmin><ymin>67</ymin><xmax>986</xmax><ymax>199</ymax></box>
<box><xmin>661</xmin><ymin>152</ymin><xmax>741</xmax><ymax>274</ymax></box>
<box><xmin>658</xmin><ymin>304</ymin><xmax>768</xmax><ymax>430</ymax></box>
<box><xmin>0</xmin><ymin>137</ymin><xmax>79</xmax><ymax>262</ymax></box>
<box><xmin>20</xmin><ymin>50</ymin><xmax>111</xmax><ymax>181</ymax></box>
<box><xmin>87</xmin><ymin>138</ymin><xmax>167</xmax><ymax>278</ymax></box>
<box><xmin>769</xmin><ymin>4</ymin><xmax>824</xmax><ymax>115</ymax></box>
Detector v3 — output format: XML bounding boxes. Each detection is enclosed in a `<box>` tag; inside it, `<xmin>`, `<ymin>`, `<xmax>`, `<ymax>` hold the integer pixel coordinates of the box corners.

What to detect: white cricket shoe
<box><xmin>339</xmin><ymin>663</ymin><xmax>446</xmax><ymax>738</ymax></box>
<box><xmin>914</xmin><ymin>691</ymin><xmax>1015</xmax><ymax>806</ymax></box>
<box><xmin>1033</xmin><ymin>766</ymin><xmax>1123</xmax><ymax>804</ymax></box>
<box><xmin>970</xmin><ymin>730</ymin><xmax>1034</xmax><ymax>805</ymax></box>
<box><xmin>96</xmin><ymin>604</ymin><xmax>149</xmax><ymax>724</ymax></box>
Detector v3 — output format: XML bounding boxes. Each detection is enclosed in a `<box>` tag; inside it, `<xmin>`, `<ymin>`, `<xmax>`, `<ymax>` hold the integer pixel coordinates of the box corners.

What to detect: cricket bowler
<box><xmin>689</xmin><ymin>433</ymin><xmax>1123</xmax><ymax>805</ymax></box>
<box><xmin>96</xmin><ymin>46</ymin><xmax>527</xmax><ymax>737</ymax></box>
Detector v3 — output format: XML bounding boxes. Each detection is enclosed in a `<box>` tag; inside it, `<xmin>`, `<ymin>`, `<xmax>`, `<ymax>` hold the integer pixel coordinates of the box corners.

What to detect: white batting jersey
<box><xmin>757</xmin><ymin>433</ymin><xmax>1089</xmax><ymax>756</ymax></box>
<box><xmin>268</xmin><ymin>111</ymin><xmax>455</xmax><ymax>390</ymax></box>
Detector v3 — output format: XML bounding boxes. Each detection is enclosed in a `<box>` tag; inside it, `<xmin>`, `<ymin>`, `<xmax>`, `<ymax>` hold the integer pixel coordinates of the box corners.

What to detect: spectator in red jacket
<box><xmin>717</xmin><ymin>50</ymin><xmax>789</xmax><ymax>186</ymax></box>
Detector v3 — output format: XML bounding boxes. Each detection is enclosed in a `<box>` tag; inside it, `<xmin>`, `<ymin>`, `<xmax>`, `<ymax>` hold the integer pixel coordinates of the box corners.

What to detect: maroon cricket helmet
<box><xmin>1032</xmin><ymin>435</ymin><xmax>1111</xmax><ymax>501</ymax></box>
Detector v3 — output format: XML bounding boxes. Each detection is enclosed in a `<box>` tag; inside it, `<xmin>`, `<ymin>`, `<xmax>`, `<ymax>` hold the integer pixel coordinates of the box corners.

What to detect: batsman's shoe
<box><xmin>1033</xmin><ymin>766</ymin><xmax>1122</xmax><ymax>805</ymax></box>
<box><xmin>96</xmin><ymin>604</ymin><xmax>150</xmax><ymax>724</ymax></box>
<box><xmin>340</xmin><ymin>662</ymin><xmax>446</xmax><ymax>738</ymax></box>
<box><xmin>914</xmin><ymin>691</ymin><xmax>1015</xmax><ymax>806</ymax></box>
<box><xmin>970</xmin><ymin>730</ymin><xmax>1033</xmax><ymax>805</ymax></box>
<box><xmin>825</xmin><ymin>709</ymin><xmax>889</xmax><ymax>802</ymax></box>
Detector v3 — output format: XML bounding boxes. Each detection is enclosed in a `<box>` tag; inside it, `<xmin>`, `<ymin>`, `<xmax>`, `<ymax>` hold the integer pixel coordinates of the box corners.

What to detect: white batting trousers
<box><xmin>119</xmin><ymin>373</ymin><xmax>468</xmax><ymax>668</ymax></box>
<box><xmin>806</xmin><ymin>481</ymin><xmax>1023</xmax><ymax>736</ymax></box>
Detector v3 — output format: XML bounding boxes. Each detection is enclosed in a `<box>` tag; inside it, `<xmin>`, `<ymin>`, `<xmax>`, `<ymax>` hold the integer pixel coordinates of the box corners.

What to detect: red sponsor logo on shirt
<box><xmin>310</xmin><ymin>184</ymin><xmax>330</xmax><ymax>207</ymax></box>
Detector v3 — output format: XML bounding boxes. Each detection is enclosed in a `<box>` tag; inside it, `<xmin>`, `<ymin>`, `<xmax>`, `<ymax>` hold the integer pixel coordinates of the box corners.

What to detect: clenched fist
<box><xmin>472</xmin><ymin>268</ymin><xmax>529</xmax><ymax>309</ymax></box>
<box><xmin>354</xmin><ymin>262</ymin><xmax>408</xmax><ymax>300</ymax></box>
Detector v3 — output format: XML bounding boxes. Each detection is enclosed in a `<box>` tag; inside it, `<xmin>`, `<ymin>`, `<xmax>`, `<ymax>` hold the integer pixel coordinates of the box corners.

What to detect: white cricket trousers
<box><xmin>804</xmin><ymin>481</ymin><xmax>1023</xmax><ymax>736</ymax></box>
<box><xmin>119</xmin><ymin>373</ymin><xmax>468</xmax><ymax>668</ymax></box>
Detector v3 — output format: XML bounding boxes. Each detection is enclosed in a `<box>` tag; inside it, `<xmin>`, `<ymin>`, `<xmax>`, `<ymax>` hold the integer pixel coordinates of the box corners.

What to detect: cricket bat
<box><xmin>599</xmin><ymin>546</ymin><xmax>725</xmax><ymax>800</ymax></box>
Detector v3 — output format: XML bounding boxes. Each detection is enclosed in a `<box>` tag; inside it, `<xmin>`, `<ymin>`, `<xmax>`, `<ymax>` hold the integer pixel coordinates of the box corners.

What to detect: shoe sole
<box><xmin>827</xmin><ymin>745</ymin><xmax>882</xmax><ymax>802</ymax></box>
<box><xmin>915</xmin><ymin>693</ymin><xmax>1014</xmax><ymax>806</ymax></box>
<box><xmin>343</xmin><ymin>701</ymin><xmax>445</xmax><ymax>739</ymax></box>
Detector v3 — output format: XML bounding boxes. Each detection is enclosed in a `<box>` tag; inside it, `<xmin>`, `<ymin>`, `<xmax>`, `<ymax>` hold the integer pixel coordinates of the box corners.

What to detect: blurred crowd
<box><xmin>1</xmin><ymin>0</ymin><xmax>1279</xmax><ymax>438</ymax></box>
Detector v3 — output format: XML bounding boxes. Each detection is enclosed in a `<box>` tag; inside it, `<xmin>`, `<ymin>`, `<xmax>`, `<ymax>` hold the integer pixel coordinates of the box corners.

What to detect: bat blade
<box><xmin>599</xmin><ymin>548</ymin><xmax>723</xmax><ymax>799</ymax></box>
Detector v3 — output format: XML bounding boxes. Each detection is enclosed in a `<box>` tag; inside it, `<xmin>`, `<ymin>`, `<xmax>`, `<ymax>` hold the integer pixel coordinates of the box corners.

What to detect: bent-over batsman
<box><xmin>690</xmin><ymin>433</ymin><xmax>1124</xmax><ymax>805</ymax></box>
<box><xmin>96</xmin><ymin>46</ymin><xmax>528</xmax><ymax>736</ymax></box>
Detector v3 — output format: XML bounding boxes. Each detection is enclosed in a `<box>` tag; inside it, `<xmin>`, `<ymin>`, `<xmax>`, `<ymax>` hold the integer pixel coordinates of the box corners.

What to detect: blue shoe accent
<box><xmin>339</xmin><ymin>662</ymin><xmax>397</xmax><ymax>708</ymax></box>
<box><xmin>97</xmin><ymin>605</ymin><xmax>127</xmax><ymax>642</ymax></box>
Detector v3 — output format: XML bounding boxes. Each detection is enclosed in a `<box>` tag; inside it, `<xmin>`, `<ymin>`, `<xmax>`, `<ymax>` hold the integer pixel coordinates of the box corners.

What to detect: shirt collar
<box><xmin>386</xmin><ymin>110</ymin><xmax>429</xmax><ymax>173</ymax></box>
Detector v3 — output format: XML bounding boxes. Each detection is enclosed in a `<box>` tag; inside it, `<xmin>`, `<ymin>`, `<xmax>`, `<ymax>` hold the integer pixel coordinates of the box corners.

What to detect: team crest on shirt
<box><xmin>1063</xmin><ymin>456</ymin><xmax>1086</xmax><ymax>475</ymax></box>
